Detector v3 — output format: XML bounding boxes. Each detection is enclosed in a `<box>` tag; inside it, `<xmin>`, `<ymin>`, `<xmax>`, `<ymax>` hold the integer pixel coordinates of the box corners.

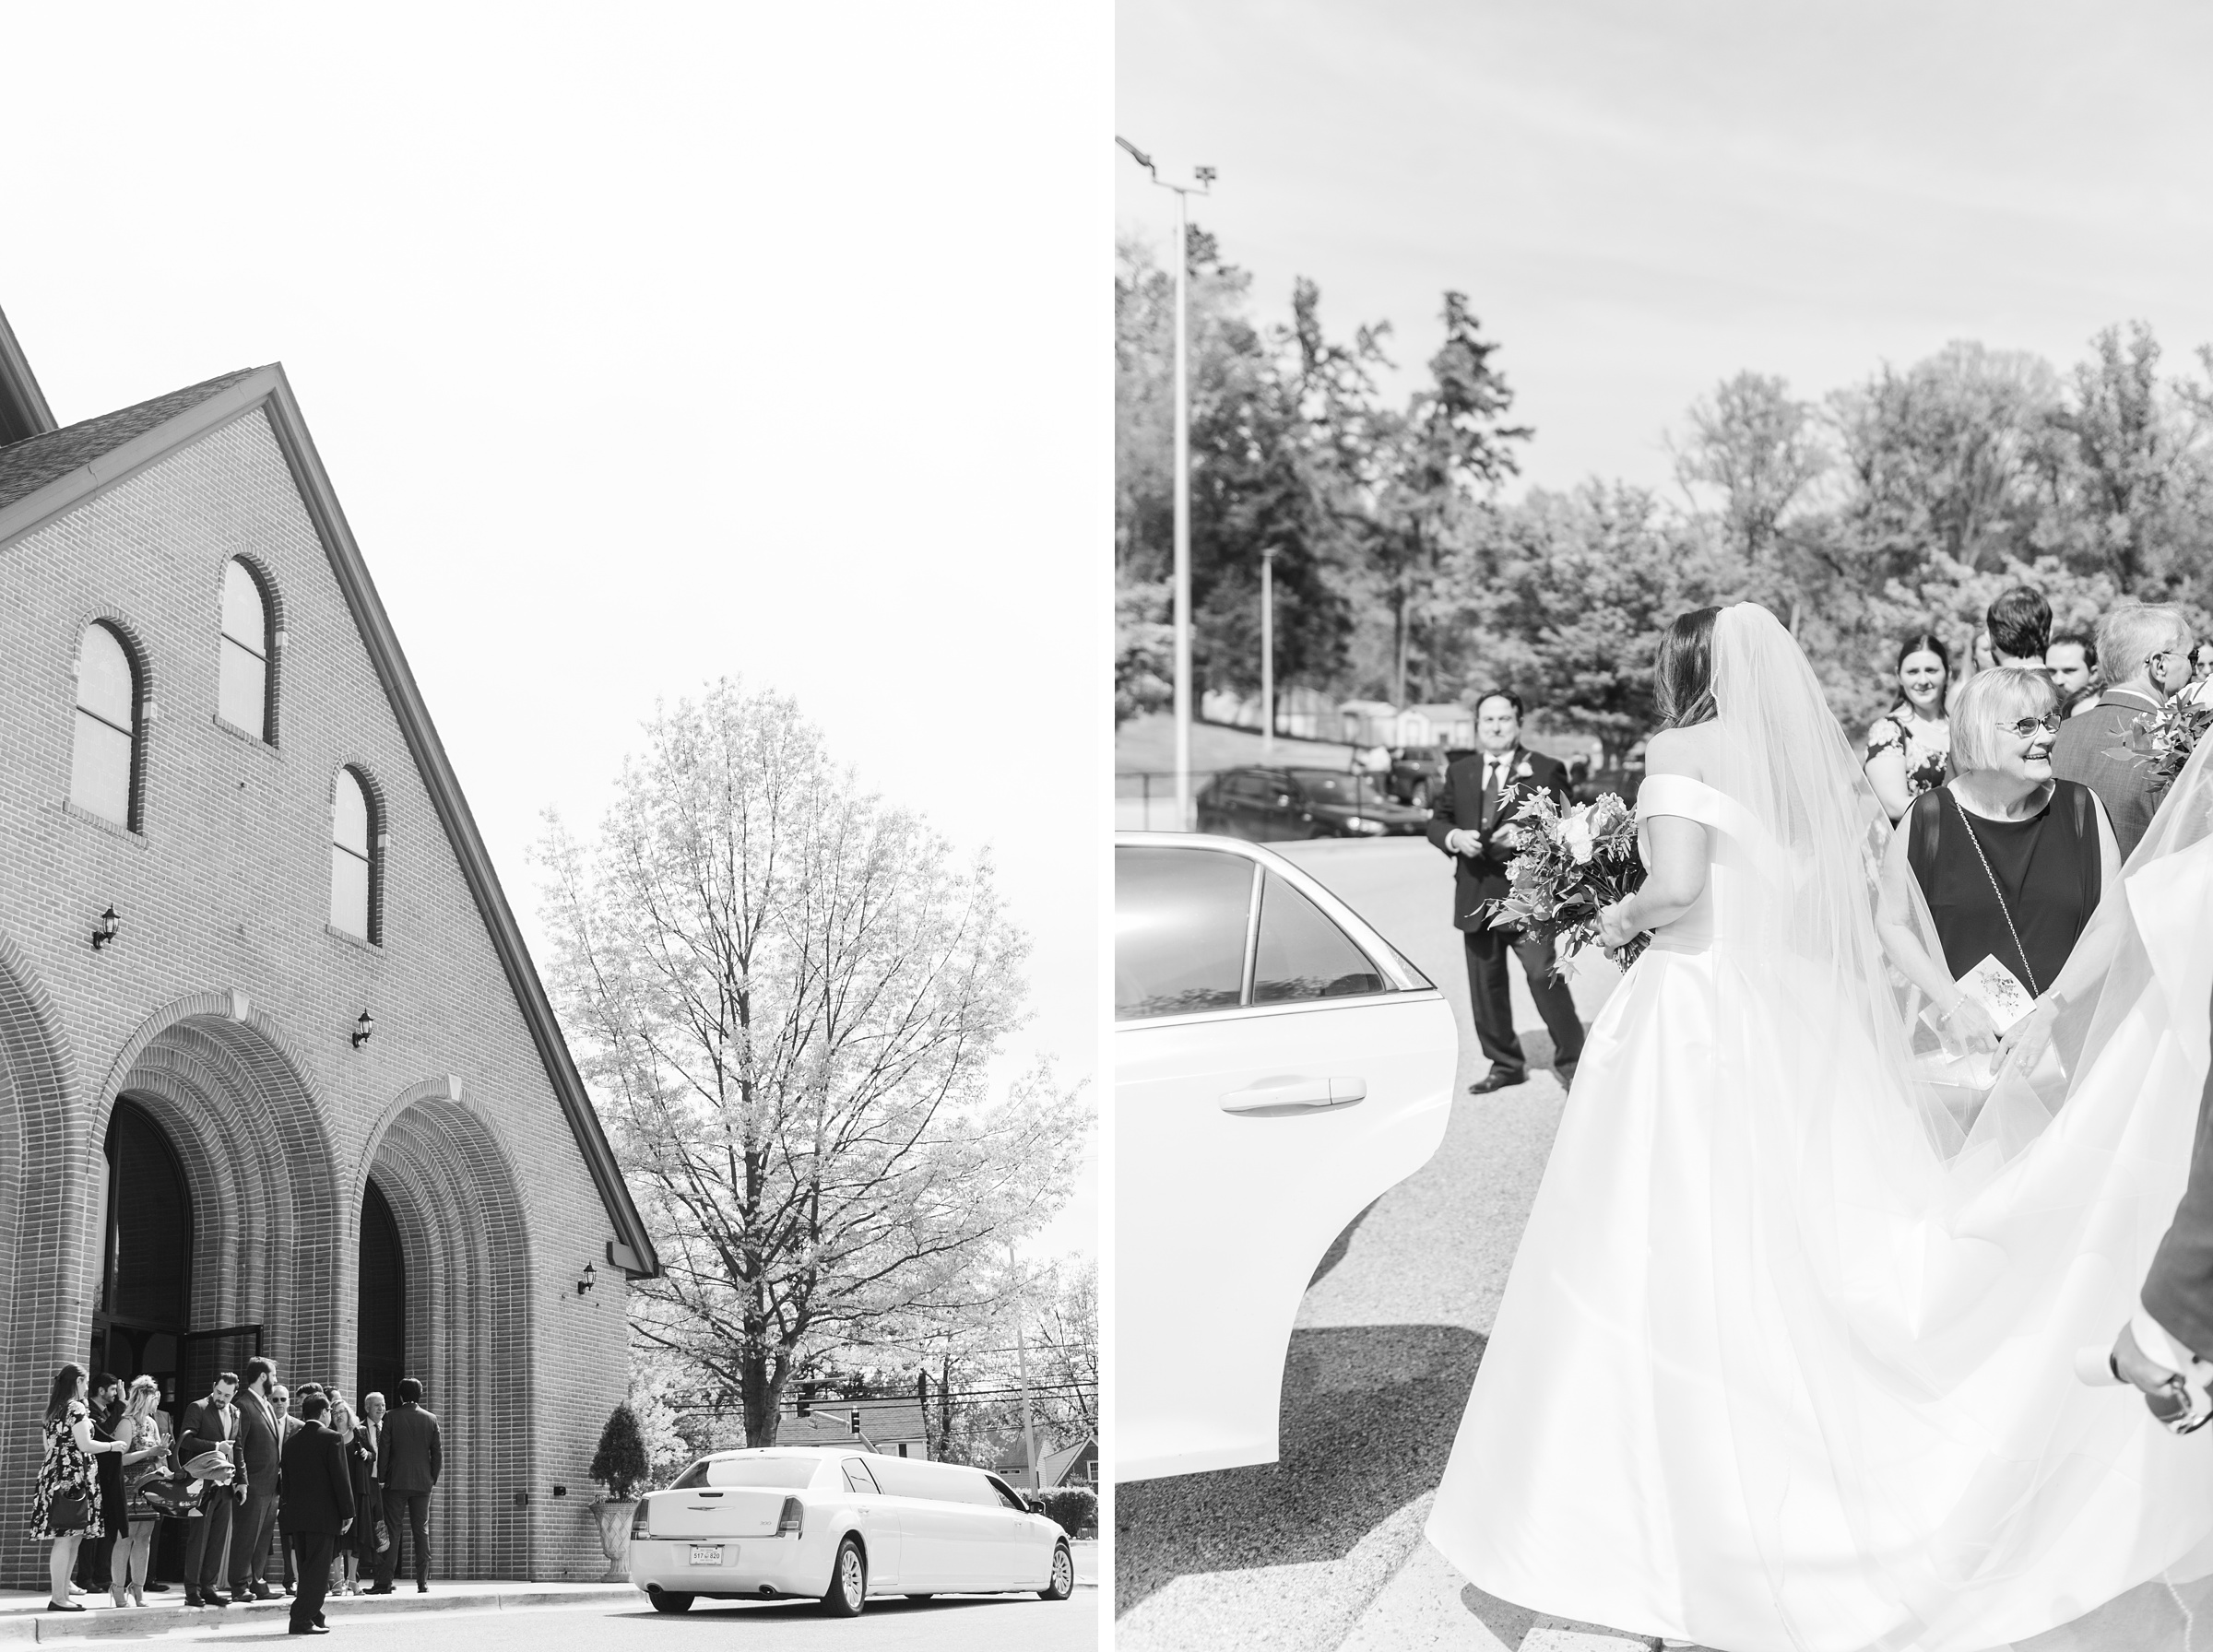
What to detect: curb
<box><xmin>0</xmin><ymin>1584</ymin><xmax>637</xmax><ymax>1643</ymax></box>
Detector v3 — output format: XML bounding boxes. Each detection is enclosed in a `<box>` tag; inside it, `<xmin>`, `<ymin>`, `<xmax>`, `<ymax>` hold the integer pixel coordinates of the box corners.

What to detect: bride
<box><xmin>1426</xmin><ymin>602</ymin><xmax>2213</xmax><ymax>1652</ymax></box>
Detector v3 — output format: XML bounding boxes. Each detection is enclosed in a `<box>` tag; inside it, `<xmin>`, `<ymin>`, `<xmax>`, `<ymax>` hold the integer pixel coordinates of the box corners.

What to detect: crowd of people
<box><xmin>30</xmin><ymin>1357</ymin><xmax>444</xmax><ymax>1634</ymax></box>
<box><xmin>1424</xmin><ymin>589</ymin><xmax>2208</xmax><ymax>1102</ymax></box>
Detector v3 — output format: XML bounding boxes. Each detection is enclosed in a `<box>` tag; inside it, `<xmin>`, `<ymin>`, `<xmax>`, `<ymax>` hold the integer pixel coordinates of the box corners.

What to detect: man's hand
<box><xmin>1444</xmin><ymin>828</ymin><xmax>1483</xmax><ymax>857</ymax></box>
<box><xmin>2112</xmin><ymin>1322</ymin><xmax>2176</xmax><ymax>1396</ymax></box>
<box><xmin>341</xmin><ymin>1517</ymin><xmax>353</xmax><ymax>1533</ymax></box>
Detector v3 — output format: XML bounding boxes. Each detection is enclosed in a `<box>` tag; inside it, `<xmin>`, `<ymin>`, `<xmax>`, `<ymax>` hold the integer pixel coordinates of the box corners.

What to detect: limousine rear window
<box><xmin>669</xmin><ymin>1458</ymin><xmax>822</xmax><ymax>1491</ymax></box>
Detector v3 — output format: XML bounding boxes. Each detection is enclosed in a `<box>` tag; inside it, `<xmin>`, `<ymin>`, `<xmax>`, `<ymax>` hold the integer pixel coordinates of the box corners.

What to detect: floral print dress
<box><xmin>29</xmin><ymin>1398</ymin><xmax>101</xmax><ymax>1541</ymax></box>
<box><xmin>1865</xmin><ymin>711</ymin><xmax>1951</xmax><ymax>800</ymax></box>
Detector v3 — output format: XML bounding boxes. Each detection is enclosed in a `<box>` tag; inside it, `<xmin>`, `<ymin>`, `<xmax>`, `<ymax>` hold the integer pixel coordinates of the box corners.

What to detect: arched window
<box><xmin>218</xmin><ymin>559</ymin><xmax>273</xmax><ymax>739</ymax></box>
<box><xmin>331</xmin><ymin>767</ymin><xmax>379</xmax><ymax>941</ymax></box>
<box><xmin>71</xmin><ymin>623</ymin><xmax>140</xmax><ymax>828</ymax></box>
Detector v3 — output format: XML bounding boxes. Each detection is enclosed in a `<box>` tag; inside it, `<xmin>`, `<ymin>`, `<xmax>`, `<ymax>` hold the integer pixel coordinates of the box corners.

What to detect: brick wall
<box><xmin>0</xmin><ymin>407</ymin><xmax>633</xmax><ymax>1586</ymax></box>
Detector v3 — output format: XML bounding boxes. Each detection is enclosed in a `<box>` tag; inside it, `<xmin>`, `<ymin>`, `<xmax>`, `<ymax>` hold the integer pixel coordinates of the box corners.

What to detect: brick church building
<box><xmin>0</xmin><ymin>307</ymin><xmax>657</xmax><ymax>1587</ymax></box>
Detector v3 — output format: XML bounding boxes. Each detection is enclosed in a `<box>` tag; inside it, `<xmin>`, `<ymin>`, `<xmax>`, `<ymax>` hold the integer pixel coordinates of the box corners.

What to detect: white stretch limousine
<box><xmin>627</xmin><ymin>1447</ymin><xmax>1077</xmax><ymax>1616</ymax></box>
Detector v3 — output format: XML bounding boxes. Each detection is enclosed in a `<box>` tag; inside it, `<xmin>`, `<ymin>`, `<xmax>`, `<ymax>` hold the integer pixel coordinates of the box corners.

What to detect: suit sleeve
<box><xmin>331</xmin><ymin>1435</ymin><xmax>356</xmax><ymax>1524</ymax></box>
<box><xmin>179</xmin><ymin>1403</ymin><xmax>209</xmax><ymax>1463</ymax></box>
<box><xmin>1426</xmin><ymin>762</ymin><xmax>1462</xmax><ymax>857</ymax></box>
<box><xmin>428</xmin><ymin>1419</ymin><xmax>443</xmax><ymax>1484</ymax></box>
<box><xmin>2142</xmin><ymin>995</ymin><xmax>2213</xmax><ymax>1359</ymax></box>
<box><xmin>1540</xmin><ymin>755</ymin><xmax>1572</xmax><ymax>808</ymax></box>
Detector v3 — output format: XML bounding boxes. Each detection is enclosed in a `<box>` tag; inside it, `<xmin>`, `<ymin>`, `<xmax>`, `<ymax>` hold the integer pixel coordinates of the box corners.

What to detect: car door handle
<box><xmin>1219</xmin><ymin>1076</ymin><xmax>1366</xmax><ymax>1114</ymax></box>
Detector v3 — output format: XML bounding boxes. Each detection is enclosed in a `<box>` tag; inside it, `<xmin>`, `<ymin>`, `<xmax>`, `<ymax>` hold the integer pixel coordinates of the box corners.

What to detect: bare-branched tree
<box><xmin>539</xmin><ymin>682</ymin><xmax>1086</xmax><ymax>1446</ymax></box>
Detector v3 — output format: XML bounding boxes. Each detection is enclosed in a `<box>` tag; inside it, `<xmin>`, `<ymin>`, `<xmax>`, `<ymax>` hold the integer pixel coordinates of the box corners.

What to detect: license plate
<box><xmin>688</xmin><ymin>1544</ymin><xmax>723</xmax><ymax>1565</ymax></box>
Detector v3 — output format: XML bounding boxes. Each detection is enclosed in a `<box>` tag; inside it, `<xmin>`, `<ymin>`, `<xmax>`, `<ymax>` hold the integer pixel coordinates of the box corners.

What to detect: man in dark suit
<box><xmin>379</xmin><ymin>1378</ymin><xmax>443</xmax><ymax>1594</ymax></box>
<box><xmin>2051</xmin><ymin>603</ymin><xmax>2195</xmax><ymax>861</ymax></box>
<box><xmin>360</xmin><ymin>1392</ymin><xmax>394</xmax><ymax>1593</ymax></box>
<box><xmin>231</xmin><ymin>1357</ymin><xmax>285</xmax><ymax>1601</ymax></box>
<box><xmin>278</xmin><ymin>1394</ymin><xmax>353</xmax><ymax>1636</ymax></box>
<box><xmin>178</xmin><ymin>1372</ymin><xmax>242</xmax><ymax>1608</ymax></box>
<box><xmin>1426</xmin><ymin>690</ymin><xmax>1587</xmax><ymax>1093</ymax></box>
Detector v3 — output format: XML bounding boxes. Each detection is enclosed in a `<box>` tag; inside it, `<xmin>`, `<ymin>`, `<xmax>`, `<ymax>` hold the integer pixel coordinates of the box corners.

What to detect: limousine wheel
<box><xmin>647</xmin><ymin>1587</ymin><xmax>693</xmax><ymax>1614</ymax></box>
<box><xmin>821</xmin><ymin>1536</ymin><xmax>867</xmax><ymax>1618</ymax></box>
<box><xmin>1039</xmin><ymin>1542</ymin><xmax>1075</xmax><ymax>1601</ymax></box>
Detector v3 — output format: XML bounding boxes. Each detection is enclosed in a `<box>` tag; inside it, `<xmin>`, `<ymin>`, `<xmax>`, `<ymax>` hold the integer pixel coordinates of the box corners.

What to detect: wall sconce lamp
<box><xmin>576</xmin><ymin>1262</ymin><xmax>598</xmax><ymax>1297</ymax></box>
<box><xmin>352</xmin><ymin>1009</ymin><xmax>375</xmax><ymax>1048</ymax></box>
<box><xmin>91</xmin><ymin>907</ymin><xmax>121</xmax><ymax>950</ymax></box>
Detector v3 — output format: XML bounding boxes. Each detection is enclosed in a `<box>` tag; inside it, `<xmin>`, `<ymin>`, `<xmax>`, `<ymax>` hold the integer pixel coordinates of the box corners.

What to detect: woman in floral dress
<box><xmin>30</xmin><ymin>1363</ymin><xmax>125</xmax><ymax>1611</ymax></box>
<box><xmin>1864</xmin><ymin>631</ymin><xmax>1954</xmax><ymax>821</ymax></box>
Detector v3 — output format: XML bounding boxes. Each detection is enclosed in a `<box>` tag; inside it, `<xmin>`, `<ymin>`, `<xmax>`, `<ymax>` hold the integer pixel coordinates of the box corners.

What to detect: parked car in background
<box><xmin>627</xmin><ymin>1448</ymin><xmax>1073</xmax><ymax>1616</ymax></box>
<box><xmin>1382</xmin><ymin>744</ymin><xmax>1468</xmax><ymax>808</ymax></box>
<box><xmin>1569</xmin><ymin>747</ymin><xmax>1647</xmax><ymax>808</ymax></box>
<box><xmin>1114</xmin><ymin>832</ymin><xmax>1459</xmax><ymax>1480</ymax></box>
<box><xmin>1195</xmin><ymin>767</ymin><xmax>1428</xmax><ymax>841</ymax></box>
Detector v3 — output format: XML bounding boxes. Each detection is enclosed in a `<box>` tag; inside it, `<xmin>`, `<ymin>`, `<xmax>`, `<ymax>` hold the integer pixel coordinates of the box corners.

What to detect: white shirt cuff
<box><xmin>2132</xmin><ymin>1304</ymin><xmax>2202</xmax><ymax>1376</ymax></box>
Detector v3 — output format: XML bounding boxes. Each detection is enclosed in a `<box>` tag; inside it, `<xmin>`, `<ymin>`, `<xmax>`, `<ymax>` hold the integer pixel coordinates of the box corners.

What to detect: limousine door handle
<box><xmin>1220</xmin><ymin>1076</ymin><xmax>1366</xmax><ymax>1115</ymax></box>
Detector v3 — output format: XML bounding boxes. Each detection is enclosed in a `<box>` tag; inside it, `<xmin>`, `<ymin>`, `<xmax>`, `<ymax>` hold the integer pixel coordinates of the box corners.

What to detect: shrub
<box><xmin>1035</xmin><ymin>1486</ymin><xmax>1097</xmax><ymax>1538</ymax></box>
<box><xmin>590</xmin><ymin>1402</ymin><xmax>651</xmax><ymax>1502</ymax></box>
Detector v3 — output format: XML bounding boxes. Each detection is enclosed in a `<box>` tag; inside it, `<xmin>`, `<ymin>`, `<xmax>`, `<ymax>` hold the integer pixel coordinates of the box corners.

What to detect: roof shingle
<box><xmin>0</xmin><ymin>368</ymin><xmax>264</xmax><ymax>513</ymax></box>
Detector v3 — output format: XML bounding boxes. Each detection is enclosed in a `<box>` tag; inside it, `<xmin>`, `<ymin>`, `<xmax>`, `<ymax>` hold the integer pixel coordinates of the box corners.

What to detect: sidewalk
<box><xmin>1337</xmin><ymin>1531</ymin><xmax>1665</xmax><ymax>1651</ymax></box>
<box><xmin>0</xmin><ymin>1580</ymin><xmax>635</xmax><ymax>1644</ymax></box>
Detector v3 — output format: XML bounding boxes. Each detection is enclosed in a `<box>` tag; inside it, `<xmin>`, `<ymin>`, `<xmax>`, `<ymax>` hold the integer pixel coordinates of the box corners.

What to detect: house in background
<box><xmin>994</xmin><ymin>1434</ymin><xmax>1098</xmax><ymax>1490</ymax></box>
<box><xmin>777</xmin><ymin>1397</ymin><xmax>931</xmax><ymax>1458</ymax></box>
<box><xmin>1397</xmin><ymin>702</ymin><xmax>1474</xmax><ymax>748</ymax></box>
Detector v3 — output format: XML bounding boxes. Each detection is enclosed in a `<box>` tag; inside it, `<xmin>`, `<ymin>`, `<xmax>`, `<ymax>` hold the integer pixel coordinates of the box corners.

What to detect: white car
<box><xmin>627</xmin><ymin>1447</ymin><xmax>1075</xmax><ymax>1615</ymax></box>
<box><xmin>1115</xmin><ymin>832</ymin><xmax>1459</xmax><ymax>1481</ymax></box>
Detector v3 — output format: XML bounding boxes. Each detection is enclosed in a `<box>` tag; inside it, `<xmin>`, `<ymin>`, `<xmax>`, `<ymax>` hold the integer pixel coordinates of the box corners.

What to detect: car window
<box><xmin>1290</xmin><ymin>771</ymin><xmax>1384</xmax><ymax>806</ymax></box>
<box><xmin>1251</xmin><ymin>873</ymin><xmax>1387</xmax><ymax>1004</ymax></box>
<box><xmin>1116</xmin><ymin>846</ymin><xmax>1256</xmax><ymax>1021</ymax></box>
<box><xmin>986</xmin><ymin>1475</ymin><xmax>1027</xmax><ymax>1511</ymax></box>
<box><xmin>691</xmin><ymin>1457</ymin><xmax>823</xmax><ymax>1490</ymax></box>
<box><xmin>841</xmin><ymin>1459</ymin><xmax>880</xmax><ymax>1495</ymax></box>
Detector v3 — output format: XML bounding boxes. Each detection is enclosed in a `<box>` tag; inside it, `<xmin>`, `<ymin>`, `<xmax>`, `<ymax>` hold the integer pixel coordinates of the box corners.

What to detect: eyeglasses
<box><xmin>1996</xmin><ymin>714</ymin><xmax>2063</xmax><ymax>738</ymax></box>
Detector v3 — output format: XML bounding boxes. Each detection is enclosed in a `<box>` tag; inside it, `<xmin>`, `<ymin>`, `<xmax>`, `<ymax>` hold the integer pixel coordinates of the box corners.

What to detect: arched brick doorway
<box><xmin>0</xmin><ymin>935</ymin><xmax>84</xmax><ymax>1590</ymax></box>
<box><xmin>92</xmin><ymin>994</ymin><xmax>344</xmax><ymax>1391</ymax></box>
<box><xmin>358</xmin><ymin>1078</ymin><xmax>535</xmax><ymax>1579</ymax></box>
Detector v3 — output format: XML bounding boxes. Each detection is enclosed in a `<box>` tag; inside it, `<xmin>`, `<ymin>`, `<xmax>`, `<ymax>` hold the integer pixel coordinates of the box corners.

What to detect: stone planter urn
<box><xmin>593</xmin><ymin>1498</ymin><xmax>636</xmax><ymax>1581</ymax></box>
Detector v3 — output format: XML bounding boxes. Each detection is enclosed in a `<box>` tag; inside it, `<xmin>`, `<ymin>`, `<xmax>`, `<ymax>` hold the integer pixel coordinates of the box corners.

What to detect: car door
<box><xmin>838</xmin><ymin>1458</ymin><xmax>900</xmax><ymax>1590</ymax></box>
<box><xmin>984</xmin><ymin>1473</ymin><xmax>1049</xmax><ymax>1587</ymax></box>
<box><xmin>1114</xmin><ymin>836</ymin><xmax>1459</xmax><ymax>1481</ymax></box>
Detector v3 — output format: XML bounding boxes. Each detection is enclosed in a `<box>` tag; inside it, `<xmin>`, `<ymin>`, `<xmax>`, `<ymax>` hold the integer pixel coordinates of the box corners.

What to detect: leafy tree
<box><xmin>1672</xmin><ymin>372</ymin><xmax>1828</xmax><ymax>574</ymax></box>
<box><xmin>1374</xmin><ymin>293</ymin><xmax>1532</xmax><ymax>702</ymax></box>
<box><xmin>589</xmin><ymin>1402</ymin><xmax>652</xmax><ymax>1502</ymax></box>
<box><xmin>539</xmin><ymin>683</ymin><xmax>1086</xmax><ymax>1448</ymax></box>
<box><xmin>1446</xmin><ymin>483</ymin><xmax>1727</xmax><ymax>765</ymax></box>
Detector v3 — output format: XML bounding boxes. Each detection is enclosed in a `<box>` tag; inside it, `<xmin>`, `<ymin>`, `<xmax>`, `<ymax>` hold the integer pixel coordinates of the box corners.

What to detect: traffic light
<box><xmin>849</xmin><ymin>1409</ymin><xmax>862</xmax><ymax>1438</ymax></box>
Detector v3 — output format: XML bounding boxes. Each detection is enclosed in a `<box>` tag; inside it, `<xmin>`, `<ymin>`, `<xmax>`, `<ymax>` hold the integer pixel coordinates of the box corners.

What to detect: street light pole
<box><xmin>1260</xmin><ymin>545</ymin><xmax>1276</xmax><ymax>759</ymax></box>
<box><xmin>1119</xmin><ymin>137</ymin><xmax>1213</xmax><ymax>828</ymax></box>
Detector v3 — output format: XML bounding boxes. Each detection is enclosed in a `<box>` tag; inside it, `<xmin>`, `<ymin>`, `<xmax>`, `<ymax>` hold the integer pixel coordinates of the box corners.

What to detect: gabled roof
<box><xmin>0</xmin><ymin>363</ymin><xmax>659</xmax><ymax>1279</ymax></box>
<box><xmin>0</xmin><ymin>303</ymin><xmax>56</xmax><ymax>446</ymax></box>
<box><xmin>0</xmin><ymin>369</ymin><xmax>260</xmax><ymax>512</ymax></box>
<box><xmin>779</xmin><ymin>1398</ymin><xmax>929</xmax><ymax>1449</ymax></box>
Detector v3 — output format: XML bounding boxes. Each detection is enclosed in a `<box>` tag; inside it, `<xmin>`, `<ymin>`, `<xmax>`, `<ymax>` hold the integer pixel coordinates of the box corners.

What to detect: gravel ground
<box><xmin>1115</xmin><ymin>839</ymin><xmax>1621</xmax><ymax>1652</ymax></box>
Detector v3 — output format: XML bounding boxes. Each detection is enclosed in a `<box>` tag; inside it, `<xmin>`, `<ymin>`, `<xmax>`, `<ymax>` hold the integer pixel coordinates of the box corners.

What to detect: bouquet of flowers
<box><xmin>2115</xmin><ymin>691</ymin><xmax>2213</xmax><ymax>799</ymax></box>
<box><xmin>1484</xmin><ymin>790</ymin><xmax>1651</xmax><ymax>975</ymax></box>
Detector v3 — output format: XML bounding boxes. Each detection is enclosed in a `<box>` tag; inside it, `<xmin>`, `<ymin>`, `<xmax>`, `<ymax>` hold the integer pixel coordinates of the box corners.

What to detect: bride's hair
<box><xmin>1654</xmin><ymin>608</ymin><xmax>1721</xmax><ymax>727</ymax></box>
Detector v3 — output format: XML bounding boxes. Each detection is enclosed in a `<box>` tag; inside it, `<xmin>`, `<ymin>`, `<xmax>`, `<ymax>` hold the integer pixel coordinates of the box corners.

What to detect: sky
<box><xmin>1118</xmin><ymin>0</ymin><xmax>2213</xmax><ymax>497</ymax></box>
<box><xmin>4</xmin><ymin>4</ymin><xmax>1106</xmax><ymax>1257</ymax></box>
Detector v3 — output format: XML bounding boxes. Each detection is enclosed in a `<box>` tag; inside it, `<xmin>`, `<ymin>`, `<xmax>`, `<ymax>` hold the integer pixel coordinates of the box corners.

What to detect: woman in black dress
<box><xmin>1885</xmin><ymin>667</ymin><xmax>2119</xmax><ymax>1057</ymax></box>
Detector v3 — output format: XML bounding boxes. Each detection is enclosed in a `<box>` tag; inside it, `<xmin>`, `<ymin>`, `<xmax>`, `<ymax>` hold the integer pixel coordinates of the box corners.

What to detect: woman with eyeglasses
<box><xmin>1891</xmin><ymin>667</ymin><xmax>2118</xmax><ymax>1052</ymax></box>
<box><xmin>1864</xmin><ymin>631</ymin><xmax>1953</xmax><ymax>822</ymax></box>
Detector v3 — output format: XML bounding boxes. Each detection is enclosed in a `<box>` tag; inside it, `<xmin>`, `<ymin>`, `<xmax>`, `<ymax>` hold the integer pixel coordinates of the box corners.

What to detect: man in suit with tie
<box><xmin>231</xmin><ymin>1358</ymin><xmax>285</xmax><ymax>1601</ymax></box>
<box><xmin>278</xmin><ymin>1394</ymin><xmax>353</xmax><ymax>1636</ymax></box>
<box><xmin>379</xmin><ymin>1378</ymin><xmax>443</xmax><ymax>1593</ymax></box>
<box><xmin>178</xmin><ymin>1372</ymin><xmax>242</xmax><ymax>1608</ymax></box>
<box><xmin>1426</xmin><ymin>690</ymin><xmax>1587</xmax><ymax>1093</ymax></box>
<box><xmin>272</xmin><ymin>1385</ymin><xmax>302</xmax><ymax>1596</ymax></box>
<box><xmin>359</xmin><ymin>1393</ymin><xmax>394</xmax><ymax>1593</ymax></box>
<box><xmin>2051</xmin><ymin>604</ymin><xmax>2196</xmax><ymax>861</ymax></box>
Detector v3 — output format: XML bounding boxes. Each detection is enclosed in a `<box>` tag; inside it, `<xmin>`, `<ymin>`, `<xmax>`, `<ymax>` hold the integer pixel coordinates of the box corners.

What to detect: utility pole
<box><xmin>1260</xmin><ymin>545</ymin><xmax>1277</xmax><ymax>758</ymax></box>
<box><xmin>1009</xmin><ymin>1244</ymin><xmax>1037</xmax><ymax>1489</ymax></box>
<box><xmin>1118</xmin><ymin>136</ymin><xmax>1213</xmax><ymax>828</ymax></box>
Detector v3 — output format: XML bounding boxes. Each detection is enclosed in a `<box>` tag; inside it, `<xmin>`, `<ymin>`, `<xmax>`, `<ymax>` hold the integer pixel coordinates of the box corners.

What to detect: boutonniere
<box><xmin>1513</xmin><ymin>760</ymin><xmax>1533</xmax><ymax>781</ymax></box>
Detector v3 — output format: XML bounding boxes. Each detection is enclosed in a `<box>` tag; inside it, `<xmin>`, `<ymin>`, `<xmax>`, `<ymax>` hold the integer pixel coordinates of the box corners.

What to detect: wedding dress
<box><xmin>1425</xmin><ymin>604</ymin><xmax>2213</xmax><ymax>1652</ymax></box>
